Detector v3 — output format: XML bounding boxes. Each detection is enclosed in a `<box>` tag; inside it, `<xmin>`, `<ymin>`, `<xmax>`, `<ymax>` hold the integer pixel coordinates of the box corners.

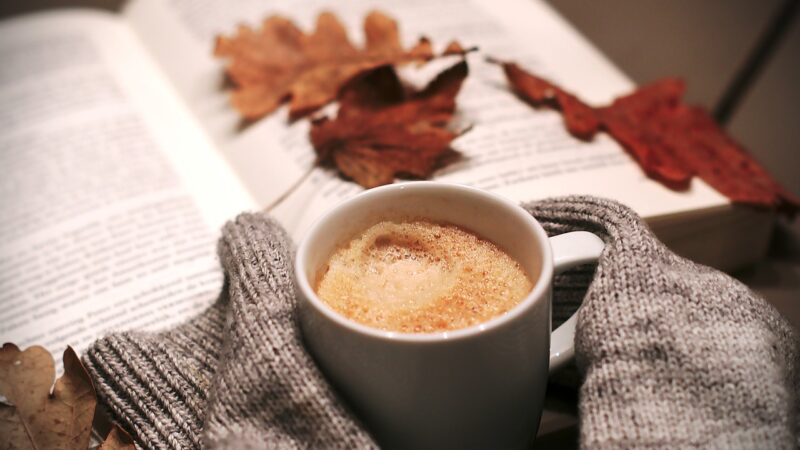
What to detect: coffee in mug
<box><xmin>295</xmin><ymin>182</ymin><xmax>605</xmax><ymax>449</ymax></box>
<box><xmin>315</xmin><ymin>219</ymin><xmax>534</xmax><ymax>333</ymax></box>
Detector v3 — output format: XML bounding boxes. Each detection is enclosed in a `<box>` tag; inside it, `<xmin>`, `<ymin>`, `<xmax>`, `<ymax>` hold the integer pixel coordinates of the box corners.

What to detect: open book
<box><xmin>0</xmin><ymin>0</ymin><xmax>773</xmax><ymax>370</ymax></box>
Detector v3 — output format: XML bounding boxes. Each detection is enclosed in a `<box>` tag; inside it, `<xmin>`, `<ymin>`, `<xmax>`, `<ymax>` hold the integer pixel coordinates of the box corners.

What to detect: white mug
<box><xmin>295</xmin><ymin>182</ymin><xmax>604</xmax><ymax>449</ymax></box>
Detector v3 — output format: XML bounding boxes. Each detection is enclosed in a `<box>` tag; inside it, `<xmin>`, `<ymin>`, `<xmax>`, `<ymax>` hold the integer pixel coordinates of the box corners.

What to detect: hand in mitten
<box><xmin>85</xmin><ymin>199</ymin><xmax>799</xmax><ymax>450</ymax></box>
<box><xmin>526</xmin><ymin>197</ymin><xmax>799</xmax><ymax>449</ymax></box>
<box><xmin>84</xmin><ymin>213</ymin><xmax>376</xmax><ymax>449</ymax></box>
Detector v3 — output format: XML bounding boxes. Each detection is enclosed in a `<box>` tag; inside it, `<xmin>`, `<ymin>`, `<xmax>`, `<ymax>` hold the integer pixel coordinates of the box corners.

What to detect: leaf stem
<box><xmin>263</xmin><ymin>165</ymin><xmax>318</xmax><ymax>213</ymax></box>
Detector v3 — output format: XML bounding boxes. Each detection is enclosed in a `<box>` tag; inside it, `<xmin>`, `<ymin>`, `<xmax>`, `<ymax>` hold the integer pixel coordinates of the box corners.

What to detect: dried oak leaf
<box><xmin>310</xmin><ymin>61</ymin><xmax>468</xmax><ymax>188</ymax></box>
<box><xmin>493</xmin><ymin>59</ymin><xmax>800</xmax><ymax>213</ymax></box>
<box><xmin>98</xmin><ymin>425</ymin><xmax>136</xmax><ymax>450</ymax></box>
<box><xmin>215</xmin><ymin>10</ymin><xmax>465</xmax><ymax>121</ymax></box>
<box><xmin>0</xmin><ymin>344</ymin><xmax>95</xmax><ymax>450</ymax></box>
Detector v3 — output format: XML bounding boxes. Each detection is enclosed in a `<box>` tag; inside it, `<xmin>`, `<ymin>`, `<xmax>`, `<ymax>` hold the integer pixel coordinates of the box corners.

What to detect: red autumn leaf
<box><xmin>215</xmin><ymin>10</ymin><xmax>466</xmax><ymax>121</ymax></box>
<box><xmin>310</xmin><ymin>61</ymin><xmax>469</xmax><ymax>188</ymax></box>
<box><xmin>493</xmin><ymin>59</ymin><xmax>800</xmax><ymax>214</ymax></box>
<box><xmin>597</xmin><ymin>79</ymin><xmax>693</xmax><ymax>189</ymax></box>
<box><xmin>496</xmin><ymin>60</ymin><xmax>600</xmax><ymax>140</ymax></box>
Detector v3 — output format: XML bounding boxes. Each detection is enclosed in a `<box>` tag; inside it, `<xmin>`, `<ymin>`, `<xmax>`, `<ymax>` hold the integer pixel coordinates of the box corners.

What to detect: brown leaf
<box><xmin>215</xmin><ymin>10</ymin><xmax>465</xmax><ymax>121</ymax></box>
<box><xmin>310</xmin><ymin>61</ymin><xmax>469</xmax><ymax>188</ymax></box>
<box><xmin>0</xmin><ymin>344</ymin><xmax>96</xmax><ymax>450</ymax></box>
<box><xmin>98</xmin><ymin>425</ymin><xmax>135</xmax><ymax>450</ymax></box>
<box><xmin>493</xmin><ymin>59</ymin><xmax>800</xmax><ymax>214</ymax></box>
<box><xmin>497</xmin><ymin>60</ymin><xmax>599</xmax><ymax>140</ymax></box>
<box><xmin>598</xmin><ymin>79</ymin><xmax>800</xmax><ymax>211</ymax></box>
<box><xmin>596</xmin><ymin>79</ymin><xmax>693</xmax><ymax>189</ymax></box>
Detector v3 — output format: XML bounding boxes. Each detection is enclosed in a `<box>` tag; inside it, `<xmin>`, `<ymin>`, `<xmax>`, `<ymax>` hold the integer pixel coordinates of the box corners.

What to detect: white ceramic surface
<box><xmin>295</xmin><ymin>182</ymin><xmax>604</xmax><ymax>450</ymax></box>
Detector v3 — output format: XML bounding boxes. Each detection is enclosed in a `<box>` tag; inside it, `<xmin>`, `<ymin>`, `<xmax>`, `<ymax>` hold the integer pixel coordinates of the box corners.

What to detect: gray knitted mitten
<box><xmin>525</xmin><ymin>197</ymin><xmax>799</xmax><ymax>449</ymax></box>
<box><xmin>84</xmin><ymin>214</ymin><xmax>376</xmax><ymax>449</ymax></box>
<box><xmin>83</xmin><ymin>197</ymin><xmax>799</xmax><ymax>449</ymax></box>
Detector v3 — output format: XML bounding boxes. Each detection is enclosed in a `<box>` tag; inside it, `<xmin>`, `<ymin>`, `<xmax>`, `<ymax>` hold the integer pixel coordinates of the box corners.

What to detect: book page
<box><xmin>125</xmin><ymin>0</ymin><xmax>317</xmax><ymax>208</ymax></box>
<box><xmin>124</xmin><ymin>0</ymin><xmax>728</xmax><ymax>239</ymax></box>
<box><xmin>0</xmin><ymin>11</ymin><xmax>255</xmax><ymax>362</ymax></box>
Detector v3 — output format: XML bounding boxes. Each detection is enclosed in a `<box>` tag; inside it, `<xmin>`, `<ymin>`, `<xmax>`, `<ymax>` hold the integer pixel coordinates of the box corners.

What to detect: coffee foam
<box><xmin>315</xmin><ymin>220</ymin><xmax>533</xmax><ymax>333</ymax></box>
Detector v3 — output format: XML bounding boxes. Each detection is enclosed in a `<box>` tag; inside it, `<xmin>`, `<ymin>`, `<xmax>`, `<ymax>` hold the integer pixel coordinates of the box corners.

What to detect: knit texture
<box><xmin>84</xmin><ymin>215</ymin><xmax>376</xmax><ymax>449</ymax></box>
<box><xmin>524</xmin><ymin>197</ymin><xmax>799</xmax><ymax>449</ymax></box>
<box><xmin>83</xmin><ymin>196</ymin><xmax>799</xmax><ymax>449</ymax></box>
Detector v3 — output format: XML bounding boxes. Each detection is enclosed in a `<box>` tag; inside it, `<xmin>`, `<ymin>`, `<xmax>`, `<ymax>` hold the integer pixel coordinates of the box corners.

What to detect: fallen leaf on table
<box><xmin>215</xmin><ymin>10</ymin><xmax>467</xmax><ymax>121</ymax></box>
<box><xmin>492</xmin><ymin>59</ymin><xmax>800</xmax><ymax>214</ymax></box>
<box><xmin>0</xmin><ymin>344</ymin><xmax>95</xmax><ymax>450</ymax></box>
<box><xmin>98</xmin><ymin>425</ymin><xmax>135</xmax><ymax>450</ymax></box>
<box><xmin>310</xmin><ymin>60</ymin><xmax>469</xmax><ymax>188</ymax></box>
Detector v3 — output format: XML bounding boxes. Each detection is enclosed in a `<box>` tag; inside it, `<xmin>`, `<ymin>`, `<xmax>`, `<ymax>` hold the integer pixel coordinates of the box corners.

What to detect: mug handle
<box><xmin>547</xmin><ymin>231</ymin><xmax>605</xmax><ymax>373</ymax></box>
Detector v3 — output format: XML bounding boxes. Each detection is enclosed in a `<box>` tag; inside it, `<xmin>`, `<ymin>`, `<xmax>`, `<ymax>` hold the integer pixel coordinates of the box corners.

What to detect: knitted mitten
<box><xmin>85</xmin><ymin>198</ymin><xmax>799</xmax><ymax>449</ymax></box>
<box><xmin>524</xmin><ymin>197</ymin><xmax>799</xmax><ymax>449</ymax></box>
<box><xmin>84</xmin><ymin>214</ymin><xmax>376</xmax><ymax>449</ymax></box>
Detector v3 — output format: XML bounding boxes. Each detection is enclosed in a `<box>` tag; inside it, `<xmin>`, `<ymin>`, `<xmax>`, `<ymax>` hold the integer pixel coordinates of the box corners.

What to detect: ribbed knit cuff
<box><xmin>83</xmin><ymin>300</ymin><xmax>227</xmax><ymax>449</ymax></box>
